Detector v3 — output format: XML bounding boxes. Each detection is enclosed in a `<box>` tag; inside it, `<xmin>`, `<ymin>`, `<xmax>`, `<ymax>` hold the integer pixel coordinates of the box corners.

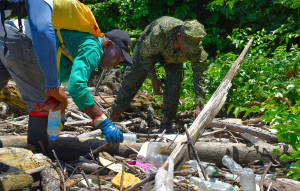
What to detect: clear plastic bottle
<box><xmin>222</xmin><ymin>155</ymin><xmax>243</xmax><ymax>174</ymax></box>
<box><xmin>145</xmin><ymin>142</ymin><xmax>161</xmax><ymax>162</ymax></box>
<box><xmin>255</xmin><ymin>174</ymin><xmax>273</xmax><ymax>185</ymax></box>
<box><xmin>240</xmin><ymin>168</ymin><xmax>256</xmax><ymax>191</ymax></box>
<box><xmin>47</xmin><ymin>110</ymin><xmax>61</xmax><ymax>140</ymax></box>
<box><xmin>122</xmin><ymin>133</ymin><xmax>137</xmax><ymax>145</ymax></box>
<box><xmin>224</xmin><ymin>173</ymin><xmax>240</xmax><ymax>182</ymax></box>
<box><xmin>205</xmin><ymin>166</ymin><xmax>218</xmax><ymax>176</ymax></box>
<box><xmin>198</xmin><ymin>181</ymin><xmax>235</xmax><ymax>191</ymax></box>
<box><xmin>149</xmin><ymin>154</ymin><xmax>168</xmax><ymax>168</ymax></box>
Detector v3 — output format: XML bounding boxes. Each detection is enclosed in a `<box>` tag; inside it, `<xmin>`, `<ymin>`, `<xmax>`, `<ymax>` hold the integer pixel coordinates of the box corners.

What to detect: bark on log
<box><xmin>209</xmin><ymin>120</ymin><xmax>278</xmax><ymax>143</ymax></box>
<box><xmin>40</xmin><ymin>164</ymin><xmax>60</xmax><ymax>191</ymax></box>
<box><xmin>161</xmin><ymin>37</ymin><xmax>255</xmax><ymax>171</ymax></box>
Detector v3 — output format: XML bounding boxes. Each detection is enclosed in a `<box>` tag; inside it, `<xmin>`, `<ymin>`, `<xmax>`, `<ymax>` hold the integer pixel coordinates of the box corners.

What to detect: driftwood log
<box><xmin>0</xmin><ymin>136</ymin><xmax>291</xmax><ymax>166</ymax></box>
<box><xmin>40</xmin><ymin>165</ymin><xmax>60</xmax><ymax>191</ymax></box>
<box><xmin>161</xmin><ymin>37</ymin><xmax>255</xmax><ymax>171</ymax></box>
<box><xmin>46</xmin><ymin>137</ymin><xmax>294</xmax><ymax>165</ymax></box>
<box><xmin>209</xmin><ymin>120</ymin><xmax>278</xmax><ymax>143</ymax></box>
<box><xmin>263</xmin><ymin>178</ymin><xmax>300</xmax><ymax>191</ymax></box>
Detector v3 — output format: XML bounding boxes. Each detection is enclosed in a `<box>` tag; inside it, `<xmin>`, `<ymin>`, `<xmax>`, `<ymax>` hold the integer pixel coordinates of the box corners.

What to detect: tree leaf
<box><xmin>227</xmin><ymin>104</ymin><xmax>234</xmax><ymax>115</ymax></box>
<box><xmin>292</xmin><ymin>172</ymin><xmax>298</xmax><ymax>180</ymax></box>
<box><xmin>280</xmin><ymin>154</ymin><xmax>287</xmax><ymax>161</ymax></box>
<box><xmin>272</xmin><ymin>149</ymin><xmax>280</xmax><ymax>155</ymax></box>
<box><xmin>290</xmin><ymin>133</ymin><xmax>298</xmax><ymax>149</ymax></box>
<box><xmin>233</xmin><ymin>106</ymin><xmax>240</xmax><ymax>118</ymax></box>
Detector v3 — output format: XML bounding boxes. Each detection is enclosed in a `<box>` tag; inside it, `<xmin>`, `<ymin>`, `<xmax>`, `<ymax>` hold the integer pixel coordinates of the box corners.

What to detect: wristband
<box><xmin>91</xmin><ymin>112</ymin><xmax>107</xmax><ymax>126</ymax></box>
<box><xmin>47</xmin><ymin>85</ymin><xmax>60</xmax><ymax>90</ymax></box>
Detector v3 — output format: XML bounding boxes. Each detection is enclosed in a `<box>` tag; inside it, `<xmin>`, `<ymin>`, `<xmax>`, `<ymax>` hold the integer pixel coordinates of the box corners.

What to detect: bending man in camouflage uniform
<box><xmin>110</xmin><ymin>16</ymin><xmax>208</xmax><ymax>129</ymax></box>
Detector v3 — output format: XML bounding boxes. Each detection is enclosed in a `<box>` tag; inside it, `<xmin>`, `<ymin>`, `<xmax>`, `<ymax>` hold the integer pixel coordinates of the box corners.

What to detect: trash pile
<box><xmin>0</xmin><ymin>95</ymin><xmax>298</xmax><ymax>190</ymax></box>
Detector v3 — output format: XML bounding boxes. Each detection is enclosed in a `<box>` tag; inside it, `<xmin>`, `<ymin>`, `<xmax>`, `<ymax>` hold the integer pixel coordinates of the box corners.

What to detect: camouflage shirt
<box><xmin>138</xmin><ymin>16</ymin><xmax>208</xmax><ymax>105</ymax></box>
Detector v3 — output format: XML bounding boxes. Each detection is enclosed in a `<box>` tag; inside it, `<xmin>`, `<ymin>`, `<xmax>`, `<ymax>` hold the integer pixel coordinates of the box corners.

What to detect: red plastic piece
<box><xmin>31</xmin><ymin>97</ymin><xmax>60</xmax><ymax>112</ymax></box>
<box><xmin>29</xmin><ymin>110</ymin><xmax>49</xmax><ymax>118</ymax></box>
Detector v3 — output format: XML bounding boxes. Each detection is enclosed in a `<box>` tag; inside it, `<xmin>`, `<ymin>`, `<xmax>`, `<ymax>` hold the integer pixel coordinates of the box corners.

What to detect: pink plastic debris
<box><xmin>128</xmin><ymin>160</ymin><xmax>152</xmax><ymax>171</ymax></box>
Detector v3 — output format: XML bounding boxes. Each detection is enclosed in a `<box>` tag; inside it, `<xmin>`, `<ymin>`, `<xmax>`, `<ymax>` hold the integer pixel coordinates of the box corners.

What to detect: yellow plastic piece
<box><xmin>60</xmin><ymin>122</ymin><xmax>63</xmax><ymax>131</ymax></box>
<box><xmin>111</xmin><ymin>172</ymin><xmax>140</xmax><ymax>190</ymax></box>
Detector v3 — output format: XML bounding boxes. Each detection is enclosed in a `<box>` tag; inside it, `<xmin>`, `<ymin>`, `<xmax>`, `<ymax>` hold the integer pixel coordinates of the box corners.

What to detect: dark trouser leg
<box><xmin>0</xmin><ymin>24</ymin><xmax>47</xmax><ymax>153</ymax></box>
<box><xmin>0</xmin><ymin>59</ymin><xmax>11</xmax><ymax>90</ymax></box>
<box><xmin>161</xmin><ymin>63</ymin><xmax>183</xmax><ymax>119</ymax></box>
<box><xmin>111</xmin><ymin>55</ymin><xmax>148</xmax><ymax>112</ymax></box>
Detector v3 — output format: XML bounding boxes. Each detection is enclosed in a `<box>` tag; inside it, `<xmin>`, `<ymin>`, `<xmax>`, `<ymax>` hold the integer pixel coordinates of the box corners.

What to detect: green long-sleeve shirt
<box><xmin>55</xmin><ymin>29</ymin><xmax>103</xmax><ymax>110</ymax></box>
<box><xmin>139</xmin><ymin>16</ymin><xmax>208</xmax><ymax>105</ymax></box>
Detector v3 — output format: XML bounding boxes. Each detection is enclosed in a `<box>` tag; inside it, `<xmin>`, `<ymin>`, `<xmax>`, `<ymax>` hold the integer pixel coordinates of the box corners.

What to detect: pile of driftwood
<box><xmin>0</xmin><ymin>38</ymin><xmax>298</xmax><ymax>191</ymax></box>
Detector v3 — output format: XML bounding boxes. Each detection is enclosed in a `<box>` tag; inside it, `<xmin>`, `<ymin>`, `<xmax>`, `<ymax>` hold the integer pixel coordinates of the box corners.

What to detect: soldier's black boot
<box><xmin>159</xmin><ymin>115</ymin><xmax>172</xmax><ymax>132</ymax></box>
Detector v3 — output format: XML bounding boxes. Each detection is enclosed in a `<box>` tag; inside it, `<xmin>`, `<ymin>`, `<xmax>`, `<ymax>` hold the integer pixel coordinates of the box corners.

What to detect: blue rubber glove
<box><xmin>97</xmin><ymin>118</ymin><xmax>123</xmax><ymax>144</ymax></box>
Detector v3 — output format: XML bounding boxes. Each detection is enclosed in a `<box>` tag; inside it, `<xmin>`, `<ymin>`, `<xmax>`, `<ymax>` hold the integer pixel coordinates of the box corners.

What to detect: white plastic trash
<box><xmin>222</xmin><ymin>155</ymin><xmax>243</xmax><ymax>174</ymax></box>
<box><xmin>122</xmin><ymin>133</ymin><xmax>137</xmax><ymax>145</ymax></box>
<box><xmin>137</xmin><ymin>141</ymin><xmax>149</xmax><ymax>163</ymax></box>
<box><xmin>145</xmin><ymin>142</ymin><xmax>161</xmax><ymax>162</ymax></box>
<box><xmin>240</xmin><ymin>168</ymin><xmax>256</xmax><ymax>191</ymax></box>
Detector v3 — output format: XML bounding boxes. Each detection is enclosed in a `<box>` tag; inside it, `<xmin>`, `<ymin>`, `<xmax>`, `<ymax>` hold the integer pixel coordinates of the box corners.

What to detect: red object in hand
<box><xmin>31</xmin><ymin>97</ymin><xmax>60</xmax><ymax>112</ymax></box>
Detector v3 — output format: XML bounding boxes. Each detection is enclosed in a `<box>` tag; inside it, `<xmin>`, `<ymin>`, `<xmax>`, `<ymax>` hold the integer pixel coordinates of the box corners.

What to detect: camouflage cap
<box><xmin>181</xmin><ymin>20</ymin><xmax>206</xmax><ymax>54</ymax></box>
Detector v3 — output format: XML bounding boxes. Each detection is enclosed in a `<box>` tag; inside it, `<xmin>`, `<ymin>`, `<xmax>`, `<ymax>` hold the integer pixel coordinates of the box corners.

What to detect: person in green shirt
<box><xmin>110</xmin><ymin>16</ymin><xmax>208</xmax><ymax>130</ymax></box>
<box><xmin>56</xmin><ymin>29</ymin><xmax>133</xmax><ymax>144</ymax></box>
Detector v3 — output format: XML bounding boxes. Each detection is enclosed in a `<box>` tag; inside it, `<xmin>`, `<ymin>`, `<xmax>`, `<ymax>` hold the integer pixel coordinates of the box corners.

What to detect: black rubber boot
<box><xmin>28</xmin><ymin>115</ymin><xmax>48</xmax><ymax>154</ymax></box>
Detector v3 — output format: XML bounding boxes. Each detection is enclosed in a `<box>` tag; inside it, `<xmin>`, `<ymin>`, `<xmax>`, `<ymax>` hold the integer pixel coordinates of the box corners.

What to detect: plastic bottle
<box><xmin>31</xmin><ymin>97</ymin><xmax>60</xmax><ymax>112</ymax></box>
<box><xmin>240</xmin><ymin>168</ymin><xmax>256</xmax><ymax>191</ymax></box>
<box><xmin>222</xmin><ymin>155</ymin><xmax>243</xmax><ymax>174</ymax></box>
<box><xmin>198</xmin><ymin>181</ymin><xmax>235</xmax><ymax>191</ymax></box>
<box><xmin>137</xmin><ymin>141</ymin><xmax>149</xmax><ymax>163</ymax></box>
<box><xmin>149</xmin><ymin>154</ymin><xmax>168</xmax><ymax>168</ymax></box>
<box><xmin>255</xmin><ymin>174</ymin><xmax>273</xmax><ymax>185</ymax></box>
<box><xmin>145</xmin><ymin>167</ymin><xmax>158</xmax><ymax>178</ymax></box>
<box><xmin>224</xmin><ymin>173</ymin><xmax>240</xmax><ymax>182</ymax></box>
<box><xmin>145</xmin><ymin>142</ymin><xmax>161</xmax><ymax>162</ymax></box>
<box><xmin>47</xmin><ymin>110</ymin><xmax>61</xmax><ymax>140</ymax></box>
<box><xmin>205</xmin><ymin>166</ymin><xmax>218</xmax><ymax>176</ymax></box>
<box><xmin>122</xmin><ymin>133</ymin><xmax>137</xmax><ymax>145</ymax></box>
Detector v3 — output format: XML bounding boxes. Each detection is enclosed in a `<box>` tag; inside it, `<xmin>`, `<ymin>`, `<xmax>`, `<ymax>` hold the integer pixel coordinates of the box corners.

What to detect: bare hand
<box><xmin>151</xmin><ymin>79</ymin><xmax>165</xmax><ymax>95</ymax></box>
<box><xmin>45</xmin><ymin>87</ymin><xmax>68</xmax><ymax>115</ymax></box>
<box><xmin>193</xmin><ymin>105</ymin><xmax>204</xmax><ymax>120</ymax></box>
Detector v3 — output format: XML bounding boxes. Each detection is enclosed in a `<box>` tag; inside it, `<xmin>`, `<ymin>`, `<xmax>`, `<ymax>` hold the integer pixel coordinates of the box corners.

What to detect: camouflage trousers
<box><xmin>111</xmin><ymin>56</ymin><xmax>183</xmax><ymax>119</ymax></box>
